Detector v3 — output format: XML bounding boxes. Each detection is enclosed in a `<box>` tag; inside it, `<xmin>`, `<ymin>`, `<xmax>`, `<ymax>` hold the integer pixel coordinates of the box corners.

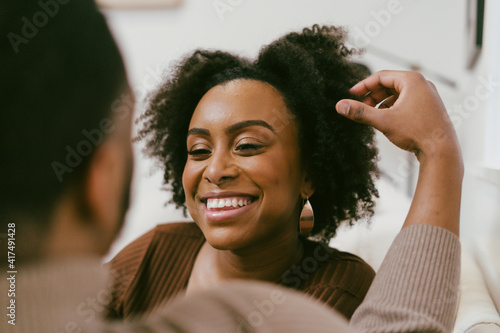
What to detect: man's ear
<box><xmin>84</xmin><ymin>139</ymin><xmax>128</xmax><ymax>251</ymax></box>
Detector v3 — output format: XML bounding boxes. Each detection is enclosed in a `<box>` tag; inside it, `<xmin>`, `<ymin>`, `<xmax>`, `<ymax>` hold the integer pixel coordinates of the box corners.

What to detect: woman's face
<box><xmin>182</xmin><ymin>79</ymin><xmax>313</xmax><ymax>251</ymax></box>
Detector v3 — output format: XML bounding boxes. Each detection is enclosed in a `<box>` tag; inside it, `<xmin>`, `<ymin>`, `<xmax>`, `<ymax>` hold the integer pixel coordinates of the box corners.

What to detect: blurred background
<box><xmin>101</xmin><ymin>0</ymin><xmax>499</xmax><ymax>298</ymax></box>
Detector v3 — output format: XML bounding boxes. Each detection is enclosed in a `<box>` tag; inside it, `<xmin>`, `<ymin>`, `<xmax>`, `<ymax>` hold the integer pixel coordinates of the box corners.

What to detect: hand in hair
<box><xmin>336</xmin><ymin>70</ymin><xmax>463</xmax><ymax>236</ymax></box>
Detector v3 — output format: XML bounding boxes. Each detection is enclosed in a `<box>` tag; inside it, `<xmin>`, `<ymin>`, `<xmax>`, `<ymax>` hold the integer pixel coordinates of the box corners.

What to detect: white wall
<box><xmin>101</xmin><ymin>0</ymin><xmax>498</xmax><ymax>259</ymax></box>
<box><xmin>455</xmin><ymin>0</ymin><xmax>500</xmax><ymax>245</ymax></box>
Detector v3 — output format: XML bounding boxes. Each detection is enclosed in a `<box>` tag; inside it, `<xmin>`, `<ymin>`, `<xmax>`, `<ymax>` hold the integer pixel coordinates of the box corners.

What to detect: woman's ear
<box><xmin>301</xmin><ymin>173</ymin><xmax>315</xmax><ymax>199</ymax></box>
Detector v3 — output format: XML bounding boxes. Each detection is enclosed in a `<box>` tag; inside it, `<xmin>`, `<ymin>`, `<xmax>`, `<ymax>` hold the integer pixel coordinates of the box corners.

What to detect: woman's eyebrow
<box><xmin>187</xmin><ymin>120</ymin><xmax>275</xmax><ymax>137</ymax></box>
<box><xmin>187</xmin><ymin>128</ymin><xmax>210</xmax><ymax>137</ymax></box>
<box><xmin>226</xmin><ymin>120</ymin><xmax>276</xmax><ymax>134</ymax></box>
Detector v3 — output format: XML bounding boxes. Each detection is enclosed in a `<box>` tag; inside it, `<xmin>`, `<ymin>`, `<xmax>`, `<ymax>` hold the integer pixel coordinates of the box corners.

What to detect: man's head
<box><xmin>0</xmin><ymin>0</ymin><xmax>133</xmax><ymax>261</ymax></box>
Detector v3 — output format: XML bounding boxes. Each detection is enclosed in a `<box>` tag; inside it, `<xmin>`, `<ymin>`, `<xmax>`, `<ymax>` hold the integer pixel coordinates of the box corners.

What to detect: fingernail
<box><xmin>338</xmin><ymin>102</ymin><xmax>350</xmax><ymax>116</ymax></box>
<box><xmin>350</xmin><ymin>82</ymin><xmax>363</xmax><ymax>92</ymax></box>
<box><xmin>350</xmin><ymin>82</ymin><xmax>360</xmax><ymax>89</ymax></box>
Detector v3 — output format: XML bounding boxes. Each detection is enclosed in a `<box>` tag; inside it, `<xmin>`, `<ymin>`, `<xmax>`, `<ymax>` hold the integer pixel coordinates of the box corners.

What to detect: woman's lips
<box><xmin>202</xmin><ymin>196</ymin><xmax>256</xmax><ymax>221</ymax></box>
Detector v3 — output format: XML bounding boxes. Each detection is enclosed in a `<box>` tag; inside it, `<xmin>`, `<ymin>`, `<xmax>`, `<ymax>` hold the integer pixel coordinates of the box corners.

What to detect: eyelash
<box><xmin>235</xmin><ymin>143</ymin><xmax>264</xmax><ymax>151</ymax></box>
<box><xmin>187</xmin><ymin>143</ymin><xmax>264</xmax><ymax>158</ymax></box>
<box><xmin>187</xmin><ymin>148</ymin><xmax>211</xmax><ymax>156</ymax></box>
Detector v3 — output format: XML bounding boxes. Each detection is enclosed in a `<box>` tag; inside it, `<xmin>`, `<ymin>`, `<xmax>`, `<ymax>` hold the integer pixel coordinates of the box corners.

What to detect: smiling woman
<box><xmin>183</xmin><ymin>80</ymin><xmax>311</xmax><ymax>253</ymax></box>
<box><xmin>105</xmin><ymin>25</ymin><xmax>379</xmax><ymax>321</ymax></box>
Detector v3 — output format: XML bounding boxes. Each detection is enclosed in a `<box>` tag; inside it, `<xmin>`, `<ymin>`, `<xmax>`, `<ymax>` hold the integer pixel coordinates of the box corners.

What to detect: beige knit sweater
<box><xmin>0</xmin><ymin>224</ymin><xmax>460</xmax><ymax>333</ymax></box>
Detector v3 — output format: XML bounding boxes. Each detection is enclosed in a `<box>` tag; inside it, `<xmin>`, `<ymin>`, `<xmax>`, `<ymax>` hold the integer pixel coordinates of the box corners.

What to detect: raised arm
<box><xmin>336</xmin><ymin>70</ymin><xmax>463</xmax><ymax>332</ymax></box>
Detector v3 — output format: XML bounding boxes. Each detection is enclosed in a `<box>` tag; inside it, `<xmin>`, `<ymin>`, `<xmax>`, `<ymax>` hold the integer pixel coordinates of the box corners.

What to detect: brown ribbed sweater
<box><xmin>106</xmin><ymin>222</ymin><xmax>375</xmax><ymax>320</ymax></box>
<box><xmin>0</xmin><ymin>224</ymin><xmax>461</xmax><ymax>333</ymax></box>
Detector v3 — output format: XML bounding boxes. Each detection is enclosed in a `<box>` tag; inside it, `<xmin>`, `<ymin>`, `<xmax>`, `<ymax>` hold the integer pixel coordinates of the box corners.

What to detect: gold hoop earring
<box><xmin>299</xmin><ymin>197</ymin><xmax>314</xmax><ymax>236</ymax></box>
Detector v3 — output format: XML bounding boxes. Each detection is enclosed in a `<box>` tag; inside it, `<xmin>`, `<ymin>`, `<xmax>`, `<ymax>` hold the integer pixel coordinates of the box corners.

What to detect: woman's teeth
<box><xmin>206</xmin><ymin>198</ymin><xmax>252</xmax><ymax>209</ymax></box>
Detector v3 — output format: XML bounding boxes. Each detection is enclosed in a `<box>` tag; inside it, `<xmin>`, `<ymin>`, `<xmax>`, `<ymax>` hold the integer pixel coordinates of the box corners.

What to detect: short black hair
<box><xmin>0</xmin><ymin>0</ymin><xmax>127</xmax><ymax>223</ymax></box>
<box><xmin>137</xmin><ymin>25</ymin><xmax>379</xmax><ymax>241</ymax></box>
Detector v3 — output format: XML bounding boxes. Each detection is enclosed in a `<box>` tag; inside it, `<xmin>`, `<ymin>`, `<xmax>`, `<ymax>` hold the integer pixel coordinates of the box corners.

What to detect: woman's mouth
<box><xmin>201</xmin><ymin>196</ymin><xmax>257</xmax><ymax>221</ymax></box>
<box><xmin>206</xmin><ymin>197</ymin><xmax>254</xmax><ymax>210</ymax></box>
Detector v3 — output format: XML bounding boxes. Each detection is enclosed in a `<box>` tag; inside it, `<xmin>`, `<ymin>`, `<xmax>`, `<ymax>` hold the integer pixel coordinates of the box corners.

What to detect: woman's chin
<box><xmin>204</xmin><ymin>235</ymin><xmax>244</xmax><ymax>251</ymax></box>
<box><xmin>202</xmin><ymin>227</ymin><xmax>252</xmax><ymax>251</ymax></box>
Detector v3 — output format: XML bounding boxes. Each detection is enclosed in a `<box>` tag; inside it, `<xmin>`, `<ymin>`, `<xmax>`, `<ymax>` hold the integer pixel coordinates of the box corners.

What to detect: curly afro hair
<box><xmin>137</xmin><ymin>25</ymin><xmax>379</xmax><ymax>241</ymax></box>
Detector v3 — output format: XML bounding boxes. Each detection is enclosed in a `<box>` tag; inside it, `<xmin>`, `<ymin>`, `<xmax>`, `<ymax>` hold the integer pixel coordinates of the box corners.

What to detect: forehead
<box><xmin>189</xmin><ymin>79</ymin><xmax>296</xmax><ymax>131</ymax></box>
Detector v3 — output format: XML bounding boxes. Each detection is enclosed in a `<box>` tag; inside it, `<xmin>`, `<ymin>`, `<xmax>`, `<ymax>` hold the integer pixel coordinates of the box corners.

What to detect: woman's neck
<box><xmin>216</xmin><ymin>233</ymin><xmax>304</xmax><ymax>282</ymax></box>
<box><xmin>187</xmin><ymin>232</ymin><xmax>304</xmax><ymax>293</ymax></box>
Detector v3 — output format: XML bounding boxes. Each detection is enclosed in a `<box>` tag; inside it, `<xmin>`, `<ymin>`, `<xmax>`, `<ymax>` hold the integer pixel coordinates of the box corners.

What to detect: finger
<box><xmin>361</xmin><ymin>93</ymin><xmax>379</xmax><ymax>108</ymax></box>
<box><xmin>376</xmin><ymin>95</ymin><xmax>398</xmax><ymax>109</ymax></box>
<box><xmin>336</xmin><ymin>99</ymin><xmax>385</xmax><ymax>130</ymax></box>
<box><xmin>349</xmin><ymin>70</ymin><xmax>415</xmax><ymax>97</ymax></box>
<box><xmin>361</xmin><ymin>88</ymin><xmax>395</xmax><ymax>107</ymax></box>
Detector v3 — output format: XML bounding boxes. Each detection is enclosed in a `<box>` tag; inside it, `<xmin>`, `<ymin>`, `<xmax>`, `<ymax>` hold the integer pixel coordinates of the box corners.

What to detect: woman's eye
<box><xmin>235</xmin><ymin>143</ymin><xmax>264</xmax><ymax>153</ymax></box>
<box><xmin>187</xmin><ymin>148</ymin><xmax>211</xmax><ymax>156</ymax></box>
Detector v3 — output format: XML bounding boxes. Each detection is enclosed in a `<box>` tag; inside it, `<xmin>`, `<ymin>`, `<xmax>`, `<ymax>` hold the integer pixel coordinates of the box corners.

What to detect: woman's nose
<box><xmin>204</xmin><ymin>150</ymin><xmax>239</xmax><ymax>185</ymax></box>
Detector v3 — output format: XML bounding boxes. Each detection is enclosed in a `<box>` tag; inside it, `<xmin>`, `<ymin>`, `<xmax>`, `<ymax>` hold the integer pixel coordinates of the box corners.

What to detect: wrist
<box><xmin>405</xmin><ymin>145</ymin><xmax>463</xmax><ymax>236</ymax></box>
<box><xmin>416</xmin><ymin>140</ymin><xmax>463</xmax><ymax>176</ymax></box>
